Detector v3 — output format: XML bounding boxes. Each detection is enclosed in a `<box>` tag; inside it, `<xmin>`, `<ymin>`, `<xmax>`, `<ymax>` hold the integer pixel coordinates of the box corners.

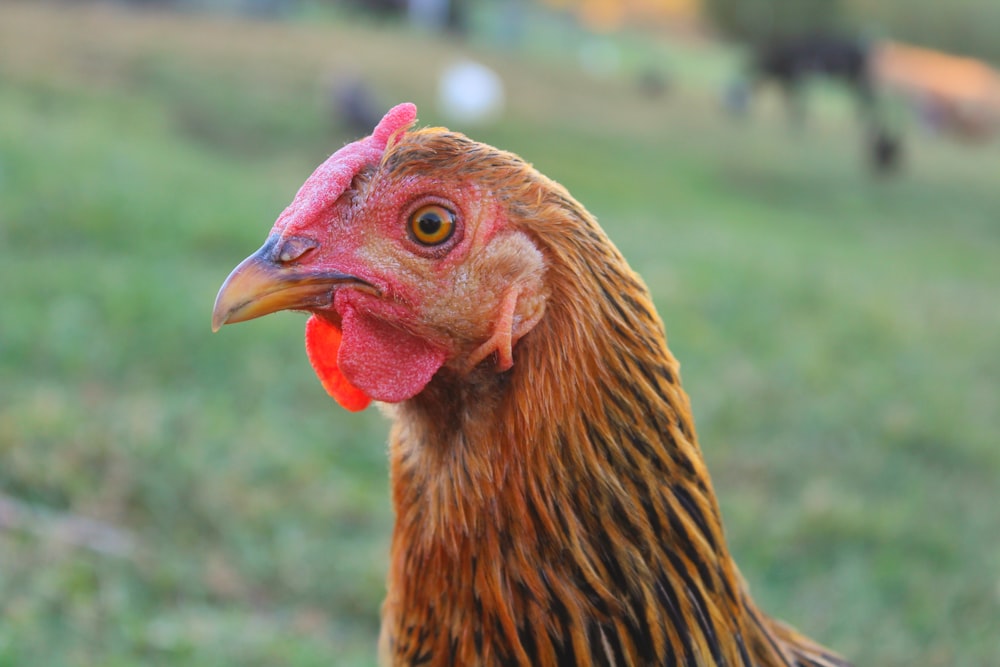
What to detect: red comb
<box><xmin>271</xmin><ymin>103</ymin><xmax>417</xmax><ymax>237</ymax></box>
<box><xmin>372</xmin><ymin>102</ymin><xmax>418</xmax><ymax>148</ymax></box>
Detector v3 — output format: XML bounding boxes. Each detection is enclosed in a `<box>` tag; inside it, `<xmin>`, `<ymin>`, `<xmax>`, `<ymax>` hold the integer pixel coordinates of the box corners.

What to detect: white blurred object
<box><xmin>438</xmin><ymin>60</ymin><xmax>506</xmax><ymax>126</ymax></box>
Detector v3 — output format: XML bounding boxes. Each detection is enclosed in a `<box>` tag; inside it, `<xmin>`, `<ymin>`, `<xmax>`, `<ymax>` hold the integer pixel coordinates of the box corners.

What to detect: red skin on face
<box><xmin>273</xmin><ymin>103</ymin><xmax>450</xmax><ymax>410</ymax></box>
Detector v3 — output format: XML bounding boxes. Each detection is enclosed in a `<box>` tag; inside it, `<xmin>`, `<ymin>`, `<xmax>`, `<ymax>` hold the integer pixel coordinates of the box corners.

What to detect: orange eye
<box><xmin>408</xmin><ymin>205</ymin><xmax>455</xmax><ymax>246</ymax></box>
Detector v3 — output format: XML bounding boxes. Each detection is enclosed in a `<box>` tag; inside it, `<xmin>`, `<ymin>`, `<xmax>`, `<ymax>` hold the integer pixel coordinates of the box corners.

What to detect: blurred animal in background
<box><xmin>213</xmin><ymin>103</ymin><xmax>853</xmax><ymax>666</ymax></box>
<box><xmin>725</xmin><ymin>33</ymin><xmax>874</xmax><ymax>124</ymax></box>
<box><xmin>725</xmin><ymin>32</ymin><xmax>903</xmax><ymax>173</ymax></box>
<box><xmin>872</xmin><ymin>41</ymin><xmax>1000</xmax><ymax>142</ymax></box>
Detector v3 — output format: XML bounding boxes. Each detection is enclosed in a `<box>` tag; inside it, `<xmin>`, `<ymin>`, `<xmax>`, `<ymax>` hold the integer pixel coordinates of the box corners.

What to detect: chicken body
<box><xmin>213</xmin><ymin>104</ymin><xmax>851</xmax><ymax>667</ymax></box>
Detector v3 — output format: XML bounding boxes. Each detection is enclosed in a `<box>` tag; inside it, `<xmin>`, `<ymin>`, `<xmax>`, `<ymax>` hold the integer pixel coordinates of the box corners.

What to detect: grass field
<box><xmin>1</xmin><ymin>3</ymin><xmax>999</xmax><ymax>666</ymax></box>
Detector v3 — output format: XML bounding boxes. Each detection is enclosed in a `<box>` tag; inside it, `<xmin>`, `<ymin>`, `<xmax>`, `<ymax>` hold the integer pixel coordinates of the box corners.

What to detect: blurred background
<box><xmin>1</xmin><ymin>0</ymin><xmax>998</xmax><ymax>665</ymax></box>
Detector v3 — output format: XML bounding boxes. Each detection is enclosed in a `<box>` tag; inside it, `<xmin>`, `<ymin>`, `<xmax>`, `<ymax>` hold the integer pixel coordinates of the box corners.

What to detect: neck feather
<box><xmin>382</xmin><ymin>195</ymin><xmax>769</xmax><ymax>664</ymax></box>
<box><xmin>376</xmin><ymin>149</ymin><xmax>849</xmax><ymax>667</ymax></box>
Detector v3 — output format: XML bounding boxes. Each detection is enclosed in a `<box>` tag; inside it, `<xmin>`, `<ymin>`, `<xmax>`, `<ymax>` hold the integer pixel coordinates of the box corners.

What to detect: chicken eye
<box><xmin>408</xmin><ymin>205</ymin><xmax>455</xmax><ymax>246</ymax></box>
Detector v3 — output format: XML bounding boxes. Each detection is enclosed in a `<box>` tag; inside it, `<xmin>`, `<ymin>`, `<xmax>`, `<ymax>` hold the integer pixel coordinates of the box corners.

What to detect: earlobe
<box><xmin>465</xmin><ymin>282</ymin><xmax>547</xmax><ymax>373</ymax></box>
<box><xmin>461</xmin><ymin>230</ymin><xmax>548</xmax><ymax>373</ymax></box>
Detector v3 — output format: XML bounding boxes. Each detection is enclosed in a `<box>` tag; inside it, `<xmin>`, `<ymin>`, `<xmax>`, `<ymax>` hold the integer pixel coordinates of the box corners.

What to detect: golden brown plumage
<box><xmin>213</xmin><ymin>104</ymin><xmax>852</xmax><ymax>667</ymax></box>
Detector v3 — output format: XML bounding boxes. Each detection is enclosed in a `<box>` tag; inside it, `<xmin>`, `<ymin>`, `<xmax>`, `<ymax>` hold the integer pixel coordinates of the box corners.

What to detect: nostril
<box><xmin>274</xmin><ymin>236</ymin><xmax>318</xmax><ymax>264</ymax></box>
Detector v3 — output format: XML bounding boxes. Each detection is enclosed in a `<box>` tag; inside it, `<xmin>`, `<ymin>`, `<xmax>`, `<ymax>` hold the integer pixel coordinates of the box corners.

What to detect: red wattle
<box><xmin>337</xmin><ymin>306</ymin><xmax>447</xmax><ymax>404</ymax></box>
<box><xmin>305</xmin><ymin>315</ymin><xmax>372</xmax><ymax>412</ymax></box>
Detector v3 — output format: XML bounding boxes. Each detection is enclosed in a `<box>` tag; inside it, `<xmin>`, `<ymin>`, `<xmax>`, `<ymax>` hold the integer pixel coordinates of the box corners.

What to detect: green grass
<box><xmin>1</xmin><ymin>4</ymin><xmax>999</xmax><ymax>666</ymax></box>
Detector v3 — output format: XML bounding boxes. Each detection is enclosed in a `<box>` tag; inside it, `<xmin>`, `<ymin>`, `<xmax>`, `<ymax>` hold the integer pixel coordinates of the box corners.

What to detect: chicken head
<box><xmin>212</xmin><ymin>103</ymin><xmax>547</xmax><ymax>410</ymax></box>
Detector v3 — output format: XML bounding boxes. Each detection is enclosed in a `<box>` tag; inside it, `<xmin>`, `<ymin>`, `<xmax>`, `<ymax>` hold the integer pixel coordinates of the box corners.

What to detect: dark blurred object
<box><xmin>444</xmin><ymin>0</ymin><xmax>468</xmax><ymax>36</ymax></box>
<box><xmin>729</xmin><ymin>33</ymin><xmax>874</xmax><ymax>125</ymax></box>
<box><xmin>329</xmin><ymin>77</ymin><xmax>382</xmax><ymax>137</ymax></box>
<box><xmin>868</xmin><ymin>126</ymin><xmax>902</xmax><ymax>173</ymax></box>
<box><xmin>637</xmin><ymin>67</ymin><xmax>671</xmax><ymax>99</ymax></box>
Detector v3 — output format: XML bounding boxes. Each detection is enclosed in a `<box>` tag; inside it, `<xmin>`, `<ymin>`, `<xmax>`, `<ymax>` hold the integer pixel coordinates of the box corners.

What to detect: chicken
<box><xmin>212</xmin><ymin>103</ymin><xmax>852</xmax><ymax>667</ymax></box>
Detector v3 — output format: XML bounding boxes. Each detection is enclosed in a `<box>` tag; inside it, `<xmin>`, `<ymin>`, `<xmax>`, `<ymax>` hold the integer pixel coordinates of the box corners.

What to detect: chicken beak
<box><xmin>211</xmin><ymin>237</ymin><xmax>366</xmax><ymax>332</ymax></box>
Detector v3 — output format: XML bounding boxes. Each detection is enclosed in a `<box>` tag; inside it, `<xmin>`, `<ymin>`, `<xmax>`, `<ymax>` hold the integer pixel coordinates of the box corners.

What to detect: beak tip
<box><xmin>211</xmin><ymin>294</ymin><xmax>232</xmax><ymax>333</ymax></box>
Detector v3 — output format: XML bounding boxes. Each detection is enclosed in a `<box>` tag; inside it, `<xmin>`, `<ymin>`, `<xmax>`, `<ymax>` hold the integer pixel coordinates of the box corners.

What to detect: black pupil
<box><xmin>418</xmin><ymin>212</ymin><xmax>442</xmax><ymax>237</ymax></box>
